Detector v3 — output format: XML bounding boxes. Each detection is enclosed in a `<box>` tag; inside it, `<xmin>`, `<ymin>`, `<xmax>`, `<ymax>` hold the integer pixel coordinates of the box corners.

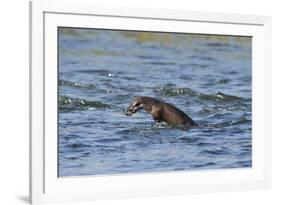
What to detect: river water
<box><xmin>58</xmin><ymin>28</ymin><xmax>252</xmax><ymax>177</ymax></box>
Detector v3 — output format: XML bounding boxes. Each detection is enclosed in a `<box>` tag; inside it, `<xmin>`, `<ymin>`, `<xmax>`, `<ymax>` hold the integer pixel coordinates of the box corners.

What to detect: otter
<box><xmin>126</xmin><ymin>96</ymin><xmax>197</xmax><ymax>128</ymax></box>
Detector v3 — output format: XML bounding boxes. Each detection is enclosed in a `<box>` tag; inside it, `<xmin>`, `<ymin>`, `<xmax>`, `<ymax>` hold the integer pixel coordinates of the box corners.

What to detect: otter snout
<box><xmin>125</xmin><ymin>106</ymin><xmax>137</xmax><ymax>116</ymax></box>
<box><xmin>125</xmin><ymin>99</ymin><xmax>142</xmax><ymax>116</ymax></box>
<box><xmin>125</xmin><ymin>108</ymin><xmax>133</xmax><ymax>116</ymax></box>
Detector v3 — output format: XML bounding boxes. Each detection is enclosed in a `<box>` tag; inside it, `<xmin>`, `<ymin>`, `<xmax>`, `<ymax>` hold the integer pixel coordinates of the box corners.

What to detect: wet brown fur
<box><xmin>126</xmin><ymin>96</ymin><xmax>197</xmax><ymax>128</ymax></box>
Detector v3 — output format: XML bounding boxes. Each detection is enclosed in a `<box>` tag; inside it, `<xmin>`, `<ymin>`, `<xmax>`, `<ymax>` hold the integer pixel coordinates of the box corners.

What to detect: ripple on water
<box><xmin>65</xmin><ymin>143</ymin><xmax>92</xmax><ymax>149</ymax></box>
<box><xmin>59</xmin><ymin>79</ymin><xmax>96</xmax><ymax>89</ymax></box>
<box><xmin>59</xmin><ymin>95</ymin><xmax>114</xmax><ymax>112</ymax></box>
<box><xmin>153</xmin><ymin>85</ymin><xmax>244</xmax><ymax>103</ymax></box>
<box><xmin>58</xmin><ymin>28</ymin><xmax>252</xmax><ymax>176</ymax></box>
<box><xmin>94</xmin><ymin>137</ymin><xmax>122</xmax><ymax>143</ymax></box>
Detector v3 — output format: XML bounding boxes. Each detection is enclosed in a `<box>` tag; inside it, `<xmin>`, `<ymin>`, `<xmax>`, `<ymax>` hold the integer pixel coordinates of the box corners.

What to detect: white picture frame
<box><xmin>29</xmin><ymin>0</ymin><xmax>272</xmax><ymax>204</ymax></box>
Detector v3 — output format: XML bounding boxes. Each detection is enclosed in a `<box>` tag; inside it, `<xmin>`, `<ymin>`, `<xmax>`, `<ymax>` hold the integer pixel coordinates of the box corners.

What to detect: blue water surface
<box><xmin>58</xmin><ymin>28</ymin><xmax>252</xmax><ymax>176</ymax></box>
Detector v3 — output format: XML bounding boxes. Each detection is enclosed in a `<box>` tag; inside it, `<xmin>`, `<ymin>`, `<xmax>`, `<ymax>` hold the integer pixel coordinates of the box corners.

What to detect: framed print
<box><xmin>29</xmin><ymin>0</ymin><xmax>272</xmax><ymax>204</ymax></box>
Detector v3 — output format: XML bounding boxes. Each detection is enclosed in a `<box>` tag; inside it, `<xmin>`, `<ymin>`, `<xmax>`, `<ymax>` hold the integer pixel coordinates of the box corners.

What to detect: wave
<box><xmin>200</xmin><ymin>149</ymin><xmax>229</xmax><ymax>155</ymax></box>
<box><xmin>144</xmin><ymin>61</ymin><xmax>176</xmax><ymax>66</ymax></box>
<box><xmin>200</xmin><ymin>117</ymin><xmax>251</xmax><ymax>129</ymax></box>
<box><xmin>191</xmin><ymin>162</ymin><xmax>217</xmax><ymax>168</ymax></box>
<box><xmin>75</xmin><ymin>69</ymin><xmax>113</xmax><ymax>75</ymax></box>
<box><xmin>217</xmin><ymin>79</ymin><xmax>231</xmax><ymax>84</ymax></box>
<box><xmin>153</xmin><ymin>86</ymin><xmax>197</xmax><ymax>97</ymax></box>
<box><xmin>59</xmin><ymin>79</ymin><xmax>96</xmax><ymax>89</ymax></box>
<box><xmin>65</xmin><ymin>143</ymin><xmax>92</xmax><ymax>149</ymax></box>
<box><xmin>213</xmin><ymin>118</ymin><xmax>251</xmax><ymax>128</ymax></box>
<box><xmin>205</xmin><ymin>42</ymin><xmax>244</xmax><ymax>51</ymax></box>
<box><xmin>188</xmin><ymin>55</ymin><xmax>217</xmax><ymax>62</ymax></box>
<box><xmin>154</xmin><ymin>85</ymin><xmax>243</xmax><ymax>102</ymax></box>
<box><xmin>59</xmin><ymin>95</ymin><xmax>113</xmax><ymax>112</ymax></box>
<box><xmin>200</xmin><ymin>92</ymin><xmax>243</xmax><ymax>102</ymax></box>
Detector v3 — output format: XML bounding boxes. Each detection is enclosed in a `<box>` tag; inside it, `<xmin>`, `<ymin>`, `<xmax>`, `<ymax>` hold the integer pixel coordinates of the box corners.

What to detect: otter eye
<box><xmin>134</xmin><ymin>103</ymin><xmax>140</xmax><ymax>107</ymax></box>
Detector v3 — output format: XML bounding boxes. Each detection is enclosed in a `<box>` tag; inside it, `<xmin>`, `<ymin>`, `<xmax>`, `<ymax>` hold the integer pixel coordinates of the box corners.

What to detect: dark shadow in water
<box><xmin>16</xmin><ymin>195</ymin><xmax>29</xmax><ymax>204</ymax></box>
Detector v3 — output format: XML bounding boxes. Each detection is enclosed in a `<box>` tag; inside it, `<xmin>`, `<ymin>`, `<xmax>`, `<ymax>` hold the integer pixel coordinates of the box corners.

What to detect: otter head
<box><xmin>126</xmin><ymin>97</ymin><xmax>144</xmax><ymax>116</ymax></box>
